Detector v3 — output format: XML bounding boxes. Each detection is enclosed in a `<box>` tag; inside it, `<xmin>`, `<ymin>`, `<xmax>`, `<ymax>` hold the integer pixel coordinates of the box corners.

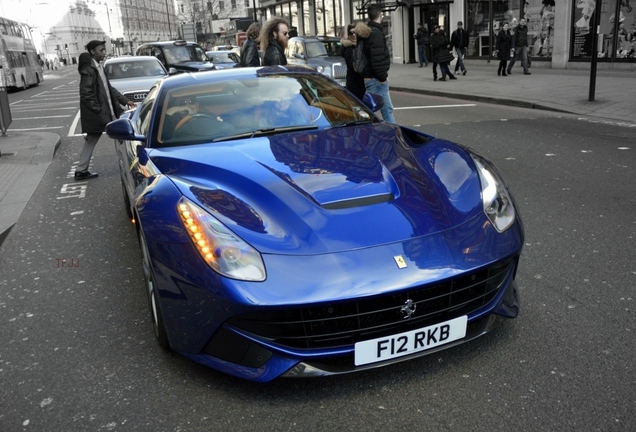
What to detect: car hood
<box><xmin>150</xmin><ymin>124</ymin><xmax>484</xmax><ymax>254</ymax></box>
<box><xmin>174</xmin><ymin>62</ymin><xmax>216</xmax><ymax>71</ymax></box>
<box><xmin>110</xmin><ymin>76</ymin><xmax>165</xmax><ymax>94</ymax></box>
<box><xmin>308</xmin><ymin>56</ymin><xmax>344</xmax><ymax>68</ymax></box>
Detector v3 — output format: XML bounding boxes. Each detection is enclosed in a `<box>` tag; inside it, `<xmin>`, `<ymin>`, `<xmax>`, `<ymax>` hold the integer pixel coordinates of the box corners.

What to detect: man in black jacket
<box><xmin>76</xmin><ymin>40</ymin><xmax>134</xmax><ymax>180</ymax></box>
<box><xmin>508</xmin><ymin>18</ymin><xmax>531</xmax><ymax>75</ymax></box>
<box><xmin>450</xmin><ymin>21</ymin><xmax>469</xmax><ymax>75</ymax></box>
<box><xmin>413</xmin><ymin>23</ymin><xmax>429</xmax><ymax>67</ymax></box>
<box><xmin>361</xmin><ymin>4</ymin><xmax>395</xmax><ymax>123</ymax></box>
<box><xmin>240</xmin><ymin>22</ymin><xmax>261</xmax><ymax>67</ymax></box>
<box><xmin>260</xmin><ymin>17</ymin><xmax>289</xmax><ymax>66</ymax></box>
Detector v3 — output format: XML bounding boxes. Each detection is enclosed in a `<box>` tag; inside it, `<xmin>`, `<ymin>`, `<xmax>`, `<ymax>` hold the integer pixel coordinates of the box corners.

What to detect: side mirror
<box><xmin>106</xmin><ymin>118</ymin><xmax>146</xmax><ymax>142</ymax></box>
<box><xmin>168</xmin><ymin>67</ymin><xmax>178</xmax><ymax>75</ymax></box>
<box><xmin>363</xmin><ymin>93</ymin><xmax>384</xmax><ymax>113</ymax></box>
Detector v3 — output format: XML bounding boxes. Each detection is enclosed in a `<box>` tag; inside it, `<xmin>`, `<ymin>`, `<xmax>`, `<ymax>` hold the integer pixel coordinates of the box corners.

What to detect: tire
<box><xmin>121</xmin><ymin>178</ymin><xmax>133</xmax><ymax>220</ymax></box>
<box><xmin>138</xmin><ymin>230</ymin><xmax>170</xmax><ymax>350</ymax></box>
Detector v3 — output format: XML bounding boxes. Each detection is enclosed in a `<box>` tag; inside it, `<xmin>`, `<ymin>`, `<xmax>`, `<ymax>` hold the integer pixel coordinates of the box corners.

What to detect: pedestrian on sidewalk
<box><xmin>76</xmin><ymin>40</ymin><xmax>134</xmax><ymax>180</ymax></box>
<box><xmin>360</xmin><ymin>4</ymin><xmax>396</xmax><ymax>123</ymax></box>
<box><xmin>413</xmin><ymin>23</ymin><xmax>429</xmax><ymax>67</ymax></box>
<box><xmin>450</xmin><ymin>21</ymin><xmax>468</xmax><ymax>75</ymax></box>
<box><xmin>430</xmin><ymin>25</ymin><xmax>440</xmax><ymax>80</ymax></box>
<box><xmin>433</xmin><ymin>27</ymin><xmax>456</xmax><ymax>81</ymax></box>
<box><xmin>239</xmin><ymin>22</ymin><xmax>261</xmax><ymax>67</ymax></box>
<box><xmin>260</xmin><ymin>17</ymin><xmax>290</xmax><ymax>66</ymax></box>
<box><xmin>508</xmin><ymin>18</ymin><xmax>531</xmax><ymax>75</ymax></box>
<box><xmin>341</xmin><ymin>22</ymin><xmax>367</xmax><ymax>100</ymax></box>
<box><xmin>495</xmin><ymin>23</ymin><xmax>512</xmax><ymax>76</ymax></box>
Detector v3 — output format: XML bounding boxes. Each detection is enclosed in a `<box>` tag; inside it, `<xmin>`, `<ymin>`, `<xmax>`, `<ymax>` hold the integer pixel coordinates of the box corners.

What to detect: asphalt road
<box><xmin>1</xmin><ymin>75</ymin><xmax>635</xmax><ymax>431</ymax></box>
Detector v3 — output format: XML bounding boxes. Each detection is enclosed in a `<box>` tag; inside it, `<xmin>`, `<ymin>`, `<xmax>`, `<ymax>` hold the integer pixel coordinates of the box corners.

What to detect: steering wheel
<box><xmin>174</xmin><ymin>113</ymin><xmax>218</xmax><ymax>131</ymax></box>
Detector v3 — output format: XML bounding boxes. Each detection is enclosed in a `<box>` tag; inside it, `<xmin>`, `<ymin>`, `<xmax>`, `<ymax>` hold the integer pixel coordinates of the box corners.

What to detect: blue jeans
<box><xmin>454</xmin><ymin>47</ymin><xmax>466</xmax><ymax>72</ymax></box>
<box><xmin>417</xmin><ymin>45</ymin><xmax>428</xmax><ymax>66</ymax></box>
<box><xmin>508</xmin><ymin>46</ymin><xmax>529</xmax><ymax>73</ymax></box>
<box><xmin>365</xmin><ymin>78</ymin><xmax>395</xmax><ymax>123</ymax></box>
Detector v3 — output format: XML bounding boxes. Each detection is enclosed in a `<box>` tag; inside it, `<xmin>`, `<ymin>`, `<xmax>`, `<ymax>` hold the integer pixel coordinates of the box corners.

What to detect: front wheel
<box><xmin>138</xmin><ymin>230</ymin><xmax>170</xmax><ymax>350</ymax></box>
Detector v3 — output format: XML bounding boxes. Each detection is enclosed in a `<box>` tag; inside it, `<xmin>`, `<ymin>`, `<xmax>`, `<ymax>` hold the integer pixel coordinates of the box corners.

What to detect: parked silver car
<box><xmin>104</xmin><ymin>56</ymin><xmax>170</xmax><ymax>102</ymax></box>
<box><xmin>285</xmin><ymin>36</ymin><xmax>347</xmax><ymax>86</ymax></box>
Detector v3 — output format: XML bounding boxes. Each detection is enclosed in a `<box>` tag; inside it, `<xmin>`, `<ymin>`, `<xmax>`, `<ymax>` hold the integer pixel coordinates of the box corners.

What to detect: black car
<box><xmin>285</xmin><ymin>35</ymin><xmax>346</xmax><ymax>85</ymax></box>
<box><xmin>136</xmin><ymin>40</ymin><xmax>216</xmax><ymax>73</ymax></box>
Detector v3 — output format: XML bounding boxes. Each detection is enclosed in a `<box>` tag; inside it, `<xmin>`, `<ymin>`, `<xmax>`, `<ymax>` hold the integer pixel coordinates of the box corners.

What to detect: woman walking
<box><xmin>341</xmin><ymin>23</ymin><xmax>368</xmax><ymax>100</ymax></box>
<box><xmin>496</xmin><ymin>22</ymin><xmax>512</xmax><ymax>76</ymax></box>
<box><xmin>432</xmin><ymin>27</ymin><xmax>455</xmax><ymax>81</ymax></box>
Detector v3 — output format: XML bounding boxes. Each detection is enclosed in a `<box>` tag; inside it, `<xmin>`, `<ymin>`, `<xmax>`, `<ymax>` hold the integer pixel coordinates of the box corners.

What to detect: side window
<box><xmin>136</xmin><ymin>86</ymin><xmax>158</xmax><ymax>137</ymax></box>
<box><xmin>151</xmin><ymin>47</ymin><xmax>165</xmax><ymax>65</ymax></box>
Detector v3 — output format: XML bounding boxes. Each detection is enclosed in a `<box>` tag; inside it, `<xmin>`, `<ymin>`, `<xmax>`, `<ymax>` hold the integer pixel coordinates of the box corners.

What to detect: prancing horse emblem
<box><xmin>400</xmin><ymin>299</ymin><xmax>417</xmax><ymax>319</ymax></box>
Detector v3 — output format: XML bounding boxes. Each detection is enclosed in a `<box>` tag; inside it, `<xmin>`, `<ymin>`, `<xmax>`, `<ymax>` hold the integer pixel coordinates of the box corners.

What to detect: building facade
<box><xmin>258</xmin><ymin>0</ymin><xmax>636</xmax><ymax>69</ymax></box>
<box><xmin>0</xmin><ymin>0</ymin><xmax>178</xmax><ymax>63</ymax></box>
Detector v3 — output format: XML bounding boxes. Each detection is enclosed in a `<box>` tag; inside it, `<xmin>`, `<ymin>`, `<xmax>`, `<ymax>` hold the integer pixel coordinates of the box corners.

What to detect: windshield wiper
<box><xmin>330</xmin><ymin>119</ymin><xmax>375</xmax><ymax>128</ymax></box>
<box><xmin>212</xmin><ymin>124</ymin><xmax>319</xmax><ymax>142</ymax></box>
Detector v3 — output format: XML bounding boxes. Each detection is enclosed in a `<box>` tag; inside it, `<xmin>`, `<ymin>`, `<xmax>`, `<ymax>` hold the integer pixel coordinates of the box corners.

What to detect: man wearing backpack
<box><xmin>359</xmin><ymin>4</ymin><xmax>396</xmax><ymax>123</ymax></box>
<box><xmin>414</xmin><ymin>23</ymin><xmax>429</xmax><ymax>67</ymax></box>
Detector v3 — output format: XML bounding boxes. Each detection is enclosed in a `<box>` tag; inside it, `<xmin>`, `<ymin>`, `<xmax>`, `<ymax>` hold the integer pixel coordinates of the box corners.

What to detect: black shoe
<box><xmin>502</xmin><ymin>72</ymin><xmax>508</xmax><ymax>76</ymax></box>
<box><xmin>434</xmin><ymin>77</ymin><xmax>437</xmax><ymax>81</ymax></box>
<box><xmin>439</xmin><ymin>77</ymin><xmax>447</xmax><ymax>81</ymax></box>
<box><xmin>74</xmin><ymin>171</ymin><xmax>99</xmax><ymax>180</ymax></box>
<box><xmin>524</xmin><ymin>71</ymin><xmax>531</xmax><ymax>75</ymax></box>
<box><xmin>463</xmin><ymin>70</ymin><xmax>467</xmax><ymax>76</ymax></box>
<box><xmin>449</xmin><ymin>75</ymin><xmax>457</xmax><ymax>80</ymax></box>
<box><xmin>506</xmin><ymin>70</ymin><xmax>511</xmax><ymax>75</ymax></box>
<box><xmin>498</xmin><ymin>70</ymin><xmax>501</xmax><ymax>76</ymax></box>
<box><xmin>419</xmin><ymin>65</ymin><xmax>423</xmax><ymax>68</ymax></box>
<box><xmin>425</xmin><ymin>63</ymin><xmax>429</xmax><ymax>67</ymax></box>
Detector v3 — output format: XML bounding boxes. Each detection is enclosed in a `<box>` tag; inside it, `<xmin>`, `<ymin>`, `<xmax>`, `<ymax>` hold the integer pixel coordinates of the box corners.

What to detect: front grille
<box><xmin>125</xmin><ymin>91</ymin><xmax>149</xmax><ymax>101</ymax></box>
<box><xmin>229</xmin><ymin>259</ymin><xmax>515</xmax><ymax>349</ymax></box>
<box><xmin>332</xmin><ymin>63</ymin><xmax>347</xmax><ymax>80</ymax></box>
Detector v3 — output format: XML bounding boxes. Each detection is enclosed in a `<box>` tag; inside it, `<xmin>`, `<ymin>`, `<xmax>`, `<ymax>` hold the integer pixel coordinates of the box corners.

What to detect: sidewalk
<box><xmin>389</xmin><ymin>60</ymin><xmax>636</xmax><ymax>123</ymax></box>
<box><xmin>0</xmin><ymin>131</ymin><xmax>60</xmax><ymax>245</ymax></box>
<box><xmin>0</xmin><ymin>64</ymin><xmax>634</xmax><ymax>246</ymax></box>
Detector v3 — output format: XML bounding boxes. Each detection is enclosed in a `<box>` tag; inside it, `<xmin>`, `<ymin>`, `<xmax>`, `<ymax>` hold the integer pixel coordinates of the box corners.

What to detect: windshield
<box><xmin>164</xmin><ymin>45</ymin><xmax>209</xmax><ymax>63</ymax></box>
<box><xmin>305</xmin><ymin>41</ymin><xmax>328</xmax><ymax>58</ymax></box>
<box><xmin>154</xmin><ymin>74</ymin><xmax>375</xmax><ymax>147</ymax></box>
<box><xmin>105</xmin><ymin>59</ymin><xmax>166</xmax><ymax>79</ymax></box>
<box><xmin>207</xmin><ymin>52</ymin><xmax>240</xmax><ymax>63</ymax></box>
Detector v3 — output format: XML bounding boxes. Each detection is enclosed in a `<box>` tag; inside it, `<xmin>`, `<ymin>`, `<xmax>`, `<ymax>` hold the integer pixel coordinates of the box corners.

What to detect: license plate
<box><xmin>354</xmin><ymin>316</ymin><xmax>468</xmax><ymax>366</ymax></box>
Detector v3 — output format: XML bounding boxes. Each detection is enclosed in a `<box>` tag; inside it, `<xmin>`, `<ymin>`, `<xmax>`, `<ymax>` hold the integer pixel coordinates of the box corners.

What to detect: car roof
<box><xmin>138</xmin><ymin>40</ymin><xmax>201</xmax><ymax>48</ymax></box>
<box><xmin>105</xmin><ymin>56</ymin><xmax>164</xmax><ymax>64</ymax></box>
<box><xmin>291</xmin><ymin>35</ymin><xmax>341</xmax><ymax>41</ymax></box>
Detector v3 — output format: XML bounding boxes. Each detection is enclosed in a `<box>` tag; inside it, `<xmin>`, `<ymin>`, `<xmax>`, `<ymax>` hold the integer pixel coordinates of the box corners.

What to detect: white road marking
<box><xmin>394</xmin><ymin>104</ymin><xmax>476</xmax><ymax>110</ymax></box>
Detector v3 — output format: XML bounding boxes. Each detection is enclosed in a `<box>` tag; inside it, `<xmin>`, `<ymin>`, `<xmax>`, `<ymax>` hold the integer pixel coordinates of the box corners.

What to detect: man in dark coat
<box><xmin>260</xmin><ymin>17</ymin><xmax>289</xmax><ymax>66</ymax></box>
<box><xmin>76</xmin><ymin>40</ymin><xmax>134</xmax><ymax>180</ymax></box>
<box><xmin>413</xmin><ymin>23</ymin><xmax>429</xmax><ymax>67</ymax></box>
<box><xmin>450</xmin><ymin>21</ymin><xmax>469</xmax><ymax>75</ymax></box>
<box><xmin>240</xmin><ymin>22</ymin><xmax>261</xmax><ymax>67</ymax></box>
<box><xmin>360</xmin><ymin>4</ymin><xmax>395</xmax><ymax>123</ymax></box>
<box><xmin>508</xmin><ymin>18</ymin><xmax>531</xmax><ymax>75</ymax></box>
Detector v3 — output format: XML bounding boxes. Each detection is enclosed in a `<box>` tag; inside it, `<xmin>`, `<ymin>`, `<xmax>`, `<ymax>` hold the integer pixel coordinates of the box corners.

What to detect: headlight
<box><xmin>315</xmin><ymin>65</ymin><xmax>325</xmax><ymax>74</ymax></box>
<box><xmin>472</xmin><ymin>155</ymin><xmax>516</xmax><ymax>233</ymax></box>
<box><xmin>177</xmin><ymin>197</ymin><xmax>266</xmax><ymax>281</ymax></box>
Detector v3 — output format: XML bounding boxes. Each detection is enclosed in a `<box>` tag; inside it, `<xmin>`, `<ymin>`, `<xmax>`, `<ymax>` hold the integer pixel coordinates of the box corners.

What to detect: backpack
<box><xmin>352</xmin><ymin>38</ymin><xmax>368</xmax><ymax>73</ymax></box>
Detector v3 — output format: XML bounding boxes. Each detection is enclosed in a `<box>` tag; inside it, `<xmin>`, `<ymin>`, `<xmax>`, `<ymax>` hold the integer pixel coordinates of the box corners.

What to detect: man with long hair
<box><xmin>240</xmin><ymin>22</ymin><xmax>261</xmax><ymax>67</ymax></box>
<box><xmin>260</xmin><ymin>17</ymin><xmax>289</xmax><ymax>66</ymax></box>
